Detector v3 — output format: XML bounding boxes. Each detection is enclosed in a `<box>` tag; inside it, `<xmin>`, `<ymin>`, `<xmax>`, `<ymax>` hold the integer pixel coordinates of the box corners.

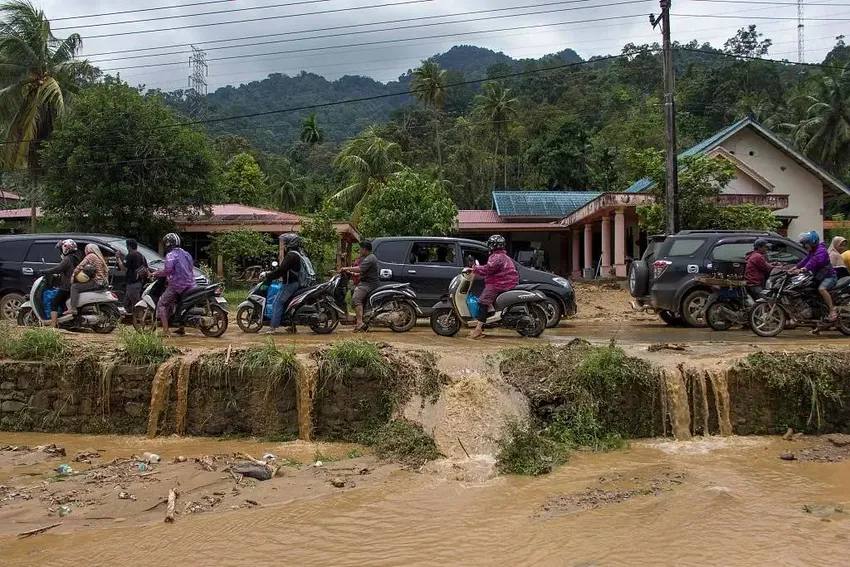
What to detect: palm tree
<box><xmin>332</xmin><ymin>126</ymin><xmax>400</xmax><ymax>222</ymax></box>
<box><xmin>474</xmin><ymin>81</ymin><xmax>518</xmax><ymax>189</ymax></box>
<box><xmin>267</xmin><ymin>158</ymin><xmax>303</xmax><ymax>211</ymax></box>
<box><xmin>791</xmin><ymin>62</ymin><xmax>850</xmax><ymax>174</ymax></box>
<box><xmin>410</xmin><ymin>60</ymin><xmax>446</xmax><ymax>170</ymax></box>
<box><xmin>0</xmin><ymin>1</ymin><xmax>93</xmax><ymax>230</ymax></box>
<box><xmin>300</xmin><ymin>113</ymin><xmax>324</xmax><ymax>145</ymax></box>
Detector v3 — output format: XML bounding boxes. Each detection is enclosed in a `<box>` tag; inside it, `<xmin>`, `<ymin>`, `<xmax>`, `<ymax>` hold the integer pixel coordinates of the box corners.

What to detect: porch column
<box><xmin>571</xmin><ymin>228</ymin><xmax>581</xmax><ymax>278</ymax></box>
<box><xmin>216</xmin><ymin>253</ymin><xmax>224</xmax><ymax>281</ymax></box>
<box><xmin>583</xmin><ymin>222</ymin><xmax>593</xmax><ymax>275</ymax></box>
<box><xmin>601</xmin><ymin>215</ymin><xmax>612</xmax><ymax>276</ymax></box>
<box><xmin>614</xmin><ymin>208</ymin><xmax>626</xmax><ymax>277</ymax></box>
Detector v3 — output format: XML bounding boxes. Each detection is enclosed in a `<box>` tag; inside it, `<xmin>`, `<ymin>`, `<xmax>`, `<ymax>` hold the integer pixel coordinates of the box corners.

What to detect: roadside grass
<box><xmin>496</xmin><ymin>420</ymin><xmax>569</xmax><ymax>476</ymax></box>
<box><xmin>119</xmin><ymin>327</ymin><xmax>176</xmax><ymax>365</ymax></box>
<box><xmin>372</xmin><ymin>419</ymin><xmax>440</xmax><ymax>466</ymax></box>
<box><xmin>222</xmin><ymin>286</ymin><xmax>252</xmax><ymax>310</ymax></box>
<box><xmin>0</xmin><ymin>325</ymin><xmax>69</xmax><ymax>361</ymax></box>
<box><xmin>316</xmin><ymin>340</ymin><xmax>391</xmax><ymax>383</ymax></box>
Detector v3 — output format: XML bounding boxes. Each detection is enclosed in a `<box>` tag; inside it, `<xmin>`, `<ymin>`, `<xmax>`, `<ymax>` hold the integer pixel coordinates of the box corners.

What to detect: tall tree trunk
<box><xmin>504</xmin><ymin>142</ymin><xmax>508</xmax><ymax>189</ymax></box>
<box><xmin>493</xmin><ymin>134</ymin><xmax>499</xmax><ymax>190</ymax></box>
<box><xmin>434</xmin><ymin>116</ymin><xmax>442</xmax><ymax>173</ymax></box>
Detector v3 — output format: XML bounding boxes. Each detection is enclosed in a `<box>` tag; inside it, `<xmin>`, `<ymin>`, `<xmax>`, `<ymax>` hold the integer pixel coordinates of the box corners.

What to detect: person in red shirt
<box><xmin>744</xmin><ymin>238</ymin><xmax>774</xmax><ymax>297</ymax></box>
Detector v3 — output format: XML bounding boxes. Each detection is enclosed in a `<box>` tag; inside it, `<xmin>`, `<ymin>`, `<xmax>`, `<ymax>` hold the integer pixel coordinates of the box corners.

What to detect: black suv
<box><xmin>0</xmin><ymin>233</ymin><xmax>209</xmax><ymax>320</ymax></box>
<box><xmin>628</xmin><ymin>231</ymin><xmax>806</xmax><ymax>327</ymax></box>
<box><xmin>370</xmin><ymin>236</ymin><xmax>577</xmax><ymax>326</ymax></box>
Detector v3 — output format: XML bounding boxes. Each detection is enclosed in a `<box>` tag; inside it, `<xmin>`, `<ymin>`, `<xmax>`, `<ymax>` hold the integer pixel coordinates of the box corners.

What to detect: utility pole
<box><xmin>651</xmin><ymin>0</ymin><xmax>679</xmax><ymax>234</ymax></box>
<box><xmin>797</xmin><ymin>0</ymin><xmax>805</xmax><ymax>64</ymax></box>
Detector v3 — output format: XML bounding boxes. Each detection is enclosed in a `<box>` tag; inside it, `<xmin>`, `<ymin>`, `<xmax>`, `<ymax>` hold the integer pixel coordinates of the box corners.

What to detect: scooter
<box><xmin>132</xmin><ymin>276</ymin><xmax>229</xmax><ymax>337</ymax></box>
<box><xmin>429</xmin><ymin>269</ymin><xmax>548</xmax><ymax>337</ymax></box>
<box><xmin>236</xmin><ymin>269</ymin><xmax>340</xmax><ymax>335</ymax></box>
<box><xmin>333</xmin><ymin>271</ymin><xmax>422</xmax><ymax>332</ymax></box>
<box><xmin>17</xmin><ymin>275</ymin><xmax>122</xmax><ymax>334</ymax></box>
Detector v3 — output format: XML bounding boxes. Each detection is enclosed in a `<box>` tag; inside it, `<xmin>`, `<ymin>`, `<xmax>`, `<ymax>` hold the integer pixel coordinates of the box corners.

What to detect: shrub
<box><xmin>496</xmin><ymin>420</ymin><xmax>569</xmax><ymax>476</ymax></box>
<box><xmin>372</xmin><ymin>419</ymin><xmax>440</xmax><ymax>466</ymax></box>
<box><xmin>317</xmin><ymin>340</ymin><xmax>391</xmax><ymax>383</ymax></box>
<box><xmin>119</xmin><ymin>328</ymin><xmax>176</xmax><ymax>365</ymax></box>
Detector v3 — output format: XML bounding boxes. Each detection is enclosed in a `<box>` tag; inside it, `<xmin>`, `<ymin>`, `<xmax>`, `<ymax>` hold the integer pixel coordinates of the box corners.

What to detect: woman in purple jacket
<box><xmin>792</xmin><ymin>231</ymin><xmax>838</xmax><ymax>321</ymax></box>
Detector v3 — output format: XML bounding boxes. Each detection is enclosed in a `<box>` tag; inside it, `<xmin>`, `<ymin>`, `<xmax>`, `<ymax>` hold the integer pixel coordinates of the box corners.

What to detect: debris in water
<box><xmin>17</xmin><ymin>522</ymin><xmax>62</xmax><ymax>539</ymax></box>
<box><xmin>73</xmin><ymin>450</ymin><xmax>100</xmax><ymax>463</ymax></box>
<box><xmin>138</xmin><ymin>463</ymin><xmax>148</xmax><ymax>472</ymax></box>
<box><xmin>331</xmin><ymin>477</ymin><xmax>345</xmax><ymax>488</ymax></box>
<box><xmin>57</xmin><ymin>505</ymin><xmax>72</xmax><ymax>517</ymax></box>
<box><xmin>647</xmin><ymin>343</ymin><xmax>688</xmax><ymax>352</ymax></box>
<box><xmin>196</xmin><ymin>456</ymin><xmax>217</xmax><ymax>472</ymax></box>
<box><xmin>827</xmin><ymin>435</ymin><xmax>850</xmax><ymax>448</ymax></box>
<box><xmin>782</xmin><ymin>428</ymin><xmax>794</xmax><ymax>441</ymax></box>
<box><xmin>244</xmin><ymin>499</ymin><xmax>259</xmax><ymax>507</ymax></box>
<box><xmin>314</xmin><ymin>460</ymin><xmax>323</xmax><ymax>467</ymax></box>
<box><xmin>142</xmin><ymin>452</ymin><xmax>161</xmax><ymax>464</ymax></box>
<box><xmin>174</xmin><ymin>456</ymin><xmax>187</xmax><ymax>463</ymax></box>
<box><xmin>38</xmin><ymin>444</ymin><xmax>67</xmax><ymax>457</ymax></box>
<box><xmin>263</xmin><ymin>453</ymin><xmax>276</xmax><ymax>462</ymax></box>
<box><xmin>779</xmin><ymin>452</ymin><xmax>797</xmax><ymax>461</ymax></box>
<box><xmin>231</xmin><ymin>461</ymin><xmax>273</xmax><ymax>481</ymax></box>
<box><xmin>164</xmin><ymin>488</ymin><xmax>178</xmax><ymax>523</ymax></box>
<box><xmin>118</xmin><ymin>492</ymin><xmax>136</xmax><ymax>501</ymax></box>
<box><xmin>55</xmin><ymin>464</ymin><xmax>73</xmax><ymax>475</ymax></box>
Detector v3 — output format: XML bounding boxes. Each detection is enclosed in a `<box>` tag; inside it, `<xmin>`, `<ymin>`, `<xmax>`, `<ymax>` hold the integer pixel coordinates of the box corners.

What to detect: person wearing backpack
<box><xmin>261</xmin><ymin>233</ymin><xmax>316</xmax><ymax>334</ymax></box>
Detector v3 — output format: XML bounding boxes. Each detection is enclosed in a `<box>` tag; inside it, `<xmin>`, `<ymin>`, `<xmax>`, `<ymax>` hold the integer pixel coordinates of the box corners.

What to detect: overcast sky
<box><xmin>38</xmin><ymin>0</ymin><xmax>848</xmax><ymax>91</ymax></box>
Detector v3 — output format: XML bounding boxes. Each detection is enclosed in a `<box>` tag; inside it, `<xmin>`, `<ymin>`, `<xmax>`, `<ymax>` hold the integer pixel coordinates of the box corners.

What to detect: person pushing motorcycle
<box><xmin>468</xmin><ymin>234</ymin><xmax>518</xmax><ymax>339</ymax></box>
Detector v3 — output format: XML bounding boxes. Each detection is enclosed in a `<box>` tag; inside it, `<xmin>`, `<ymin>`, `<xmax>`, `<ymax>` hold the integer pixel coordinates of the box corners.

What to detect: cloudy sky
<box><xmin>38</xmin><ymin>0</ymin><xmax>848</xmax><ymax>91</ymax></box>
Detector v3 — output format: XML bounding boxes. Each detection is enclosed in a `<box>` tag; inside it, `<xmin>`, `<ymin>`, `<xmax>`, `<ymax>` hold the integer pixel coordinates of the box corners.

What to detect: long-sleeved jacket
<box><xmin>73</xmin><ymin>248</ymin><xmax>108</xmax><ymax>286</ymax></box>
<box><xmin>263</xmin><ymin>251</ymin><xmax>301</xmax><ymax>285</ymax></box>
<box><xmin>42</xmin><ymin>251</ymin><xmax>82</xmax><ymax>291</ymax></box>
<box><xmin>472</xmin><ymin>249</ymin><xmax>519</xmax><ymax>289</ymax></box>
<box><xmin>797</xmin><ymin>242</ymin><xmax>836</xmax><ymax>279</ymax></box>
<box><xmin>744</xmin><ymin>250</ymin><xmax>772</xmax><ymax>286</ymax></box>
<box><xmin>154</xmin><ymin>247</ymin><xmax>195</xmax><ymax>292</ymax></box>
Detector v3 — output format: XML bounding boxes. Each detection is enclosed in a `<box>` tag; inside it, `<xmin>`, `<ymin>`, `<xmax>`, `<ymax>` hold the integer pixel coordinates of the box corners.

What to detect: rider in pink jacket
<box><xmin>470</xmin><ymin>235</ymin><xmax>518</xmax><ymax>339</ymax></box>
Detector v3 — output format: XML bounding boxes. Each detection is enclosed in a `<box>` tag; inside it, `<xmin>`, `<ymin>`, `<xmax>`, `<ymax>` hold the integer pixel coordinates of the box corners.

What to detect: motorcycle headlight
<box><xmin>552</xmin><ymin>277</ymin><xmax>571</xmax><ymax>289</ymax></box>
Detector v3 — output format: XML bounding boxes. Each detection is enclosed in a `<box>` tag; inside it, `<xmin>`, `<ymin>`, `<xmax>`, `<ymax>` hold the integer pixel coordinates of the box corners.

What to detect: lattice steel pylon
<box><xmin>187</xmin><ymin>45</ymin><xmax>208</xmax><ymax>118</ymax></box>
<box><xmin>797</xmin><ymin>0</ymin><xmax>805</xmax><ymax>63</ymax></box>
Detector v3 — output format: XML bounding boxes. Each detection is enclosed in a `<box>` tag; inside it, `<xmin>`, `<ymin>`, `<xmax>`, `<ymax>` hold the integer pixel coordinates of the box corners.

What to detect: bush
<box><xmin>119</xmin><ymin>328</ymin><xmax>176</xmax><ymax>365</ymax></box>
<box><xmin>300</xmin><ymin>207</ymin><xmax>340</xmax><ymax>277</ymax></box>
<box><xmin>496</xmin><ymin>420</ymin><xmax>569</xmax><ymax>476</ymax></box>
<box><xmin>206</xmin><ymin>230</ymin><xmax>277</xmax><ymax>283</ymax></box>
<box><xmin>372</xmin><ymin>419</ymin><xmax>441</xmax><ymax>465</ymax></box>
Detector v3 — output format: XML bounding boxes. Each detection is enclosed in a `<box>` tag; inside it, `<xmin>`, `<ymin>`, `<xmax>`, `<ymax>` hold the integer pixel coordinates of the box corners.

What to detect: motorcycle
<box><xmin>699</xmin><ymin>276</ymin><xmax>754</xmax><ymax>331</ymax></box>
<box><xmin>132</xmin><ymin>277</ymin><xmax>229</xmax><ymax>337</ymax></box>
<box><xmin>749</xmin><ymin>269</ymin><xmax>850</xmax><ymax>337</ymax></box>
<box><xmin>16</xmin><ymin>275</ymin><xmax>122</xmax><ymax>333</ymax></box>
<box><xmin>429</xmin><ymin>269</ymin><xmax>548</xmax><ymax>338</ymax></box>
<box><xmin>332</xmin><ymin>271</ymin><xmax>422</xmax><ymax>332</ymax></box>
<box><xmin>236</xmin><ymin>270</ymin><xmax>340</xmax><ymax>335</ymax></box>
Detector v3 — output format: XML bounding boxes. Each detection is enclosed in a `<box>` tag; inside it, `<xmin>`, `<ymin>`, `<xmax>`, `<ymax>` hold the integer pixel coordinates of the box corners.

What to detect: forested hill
<box><xmin>168</xmin><ymin>45</ymin><xmax>584</xmax><ymax>151</ymax></box>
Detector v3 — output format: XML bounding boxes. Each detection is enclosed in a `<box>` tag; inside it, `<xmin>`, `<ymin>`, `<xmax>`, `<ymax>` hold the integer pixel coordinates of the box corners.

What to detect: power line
<box><xmin>673</xmin><ymin>12</ymin><xmax>850</xmax><ymax>20</ymax></box>
<box><xmin>51</xmin><ymin>0</ymin><xmax>233</xmax><ymax>22</ymax></box>
<box><xmin>102</xmin><ymin>12</ymin><xmax>650</xmax><ymax>72</ymax></box>
<box><xmin>87</xmin><ymin>0</ymin><xmax>633</xmax><ymax>62</ymax></box>
<box><xmin>688</xmin><ymin>0</ymin><xmax>848</xmax><ymax>4</ymax></box>
<box><xmin>679</xmin><ymin>45</ymin><xmax>840</xmax><ymax>67</ymax></box>
<box><xmin>54</xmin><ymin>0</ymin><xmax>336</xmax><ymax>31</ymax></box>
<box><xmin>82</xmin><ymin>0</ymin><xmax>437</xmax><ymax>40</ymax></box>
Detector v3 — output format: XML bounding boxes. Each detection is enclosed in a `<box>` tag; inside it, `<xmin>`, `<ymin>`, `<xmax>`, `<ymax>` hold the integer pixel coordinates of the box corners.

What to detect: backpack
<box><xmin>290</xmin><ymin>251</ymin><xmax>316</xmax><ymax>288</ymax></box>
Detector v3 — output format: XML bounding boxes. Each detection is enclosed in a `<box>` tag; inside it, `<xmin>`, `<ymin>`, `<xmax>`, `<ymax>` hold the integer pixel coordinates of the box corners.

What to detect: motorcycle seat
<box><xmin>176</xmin><ymin>287</ymin><xmax>207</xmax><ymax>305</ymax></box>
<box><xmin>370</xmin><ymin>282</ymin><xmax>410</xmax><ymax>295</ymax></box>
<box><xmin>494</xmin><ymin>289</ymin><xmax>541</xmax><ymax>310</ymax></box>
<box><xmin>832</xmin><ymin>276</ymin><xmax>850</xmax><ymax>293</ymax></box>
<box><xmin>515</xmin><ymin>283</ymin><xmax>540</xmax><ymax>291</ymax></box>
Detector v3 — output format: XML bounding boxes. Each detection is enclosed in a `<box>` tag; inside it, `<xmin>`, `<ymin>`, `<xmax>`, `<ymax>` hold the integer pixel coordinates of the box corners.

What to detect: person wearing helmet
<box><xmin>468</xmin><ymin>234</ymin><xmax>519</xmax><ymax>339</ymax></box>
<box><xmin>341</xmin><ymin>240</ymin><xmax>378</xmax><ymax>332</ymax></box>
<box><xmin>792</xmin><ymin>231</ymin><xmax>838</xmax><ymax>321</ymax></box>
<box><xmin>744</xmin><ymin>238</ymin><xmax>774</xmax><ymax>298</ymax></box>
<box><xmin>261</xmin><ymin>233</ymin><xmax>305</xmax><ymax>334</ymax></box>
<box><xmin>151</xmin><ymin>233</ymin><xmax>195</xmax><ymax>336</ymax></box>
<box><xmin>39</xmin><ymin>239</ymin><xmax>82</xmax><ymax>327</ymax></box>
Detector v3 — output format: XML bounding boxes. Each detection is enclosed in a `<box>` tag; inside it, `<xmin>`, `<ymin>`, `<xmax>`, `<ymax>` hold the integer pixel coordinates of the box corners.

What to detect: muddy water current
<box><xmin>1</xmin><ymin>433</ymin><xmax>849</xmax><ymax>566</ymax></box>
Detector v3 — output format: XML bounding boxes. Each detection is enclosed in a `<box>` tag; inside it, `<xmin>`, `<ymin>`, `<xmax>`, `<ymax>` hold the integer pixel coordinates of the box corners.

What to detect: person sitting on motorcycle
<box><xmin>468</xmin><ymin>234</ymin><xmax>519</xmax><ymax>340</ymax></box>
<box><xmin>261</xmin><ymin>233</ymin><xmax>305</xmax><ymax>334</ymax></box>
<box><xmin>828</xmin><ymin>236</ymin><xmax>849</xmax><ymax>279</ymax></box>
<box><xmin>69</xmin><ymin>244</ymin><xmax>108</xmax><ymax>316</ymax></box>
<box><xmin>39</xmin><ymin>239</ymin><xmax>82</xmax><ymax>327</ymax></box>
<box><xmin>791</xmin><ymin>231</ymin><xmax>838</xmax><ymax>322</ymax></box>
<box><xmin>341</xmin><ymin>240</ymin><xmax>378</xmax><ymax>332</ymax></box>
<box><xmin>151</xmin><ymin>233</ymin><xmax>195</xmax><ymax>336</ymax></box>
<box><xmin>744</xmin><ymin>238</ymin><xmax>774</xmax><ymax>298</ymax></box>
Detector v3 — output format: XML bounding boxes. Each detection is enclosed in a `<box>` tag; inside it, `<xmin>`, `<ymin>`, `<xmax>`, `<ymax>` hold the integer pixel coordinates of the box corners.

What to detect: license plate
<box><xmin>215</xmin><ymin>297</ymin><xmax>228</xmax><ymax>304</ymax></box>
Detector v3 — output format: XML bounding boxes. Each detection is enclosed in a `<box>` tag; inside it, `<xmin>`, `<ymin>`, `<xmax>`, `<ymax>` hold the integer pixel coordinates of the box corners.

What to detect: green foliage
<box><xmin>333</xmin><ymin>126</ymin><xmax>402</xmax><ymax>221</ymax></box>
<box><xmin>119</xmin><ymin>328</ymin><xmax>176</xmax><ymax>365</ymax></box>
<box><xmin>317</xmin><ymin>340</ymin><xmax>391</xmax><ymax>384</ymax></box>
<box><xmin>724</xmin><ymin>25</ymin><xmax>772</xmax><ymax>58</ymax></box>
<box><xmin>0</xmin><ymin>327</ymin><xmax>69</xmax><ymax>361</ymax></box>
<box><xmin>359</xmin><ymin>169</ymin><xmax>458</xmax><ymax>237</ymax></box>
<box><xmin>372</xmin><ymin>419</ymin><xmax>441</xmax><ymax>466</ymax></box>
<box><xmin>718</xmin><ymin>203</ymin><xmax>781</xmax><ymax>231</ymax></box>
<box><xmin>221</xmin><ymin>152</ymin><xmax>268</xmax><ymax>206</ymax></box>
<box><xmin>41</xmin><ymin>79</ymin><xmax>221</xmax><ymax>244</ymax></box>
<box><xmin>496</xmin><ymin>420</ymin><xmax>569</xmax><ymax>476</ymax></box>
<box><xmin>206</xmin><ymin>230</ymin><xmax>277</xmax><ymax>282</ymax></box>
<box><xmin>300</xmin><ymin>206</ymin><xmax>340</xmax><ymax>277</ymax></box>
<box><xmin>238</xmin><ymin>338</ymin><xmax>299</xmax><ymax>384</ymax></box>
<box><xmin>300</xmin><ymin>113</ymin><xmax>325</xmax><ymax>145</ymax></box>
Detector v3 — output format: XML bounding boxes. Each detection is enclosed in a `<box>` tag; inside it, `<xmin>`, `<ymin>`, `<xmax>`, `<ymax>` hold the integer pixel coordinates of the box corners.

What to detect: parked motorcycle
<box><xmin>700</xmin><ymin>277</ymin><xmax>754</xmax><ymax>331</ymax></box>
<box><xmin>17</xmin><ymin>275</ymin><xmax>122</xmax><ymax>333</ymax></box>
<box><xmin>332</xmin><ymin>271</ymin><xmax>422</xmax><ymax>332</ymax></box>
<box><xmin>132</xmin><ymin>277</ymin><xmax>229</xmax><ymax>337</ymax></box>
<box><xmin>429</xmin><ymin>269</ymin><xmax>548</xmax><ymax>338</ymax></box>
<box><xmin>236</xmin><ymin>271</ymin><xmax>340</xmax><ymax>335</ymax></box>
<box><xmin>749</xmin><ymin>269</ymin><xmax>850</xmax><ymax>337</ymax></box>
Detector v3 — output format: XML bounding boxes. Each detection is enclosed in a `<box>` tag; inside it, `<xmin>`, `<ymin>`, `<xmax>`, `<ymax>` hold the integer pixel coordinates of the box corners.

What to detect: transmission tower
<box><xmin>187</xmin><ymin>45</ymin><xmax>208</xmax><ymax>118</ymax></box>
<box><xmin>797</xmin><ymin>0</ymin><xmax>805</xmax><ymax>63</ymax></box>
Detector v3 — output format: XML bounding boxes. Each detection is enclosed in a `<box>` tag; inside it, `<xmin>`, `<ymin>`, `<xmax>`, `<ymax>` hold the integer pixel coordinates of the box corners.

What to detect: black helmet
<box><xmin>753</xmin><ymin>238</ymin><xmax>769</xmax><ymax>250</ymax></box>
<box><xmin>281</xmin><ymin>233</ymin><xmax>302</xmax><ymax>250</ymax></box>
<box><xmin>163</xmin><ymin>232</ymin><xmax>181</xmax><ymax>249</ymax></box>
<box><xmin>487</xmin><ymin>234</ymin><xmax>506</xmax><ymax>251</ymax></box>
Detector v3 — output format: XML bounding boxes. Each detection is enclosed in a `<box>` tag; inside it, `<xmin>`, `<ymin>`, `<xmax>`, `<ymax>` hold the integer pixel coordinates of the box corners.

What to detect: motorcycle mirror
<box><xmin>474</xmin><ymin>260</ymin><xmax>480</xmax><ymax>266</ymax></box>
<box><xmin>272</xmin><ymin>261</ymin><xmax>279</xmax><ymax>268</ymax></box>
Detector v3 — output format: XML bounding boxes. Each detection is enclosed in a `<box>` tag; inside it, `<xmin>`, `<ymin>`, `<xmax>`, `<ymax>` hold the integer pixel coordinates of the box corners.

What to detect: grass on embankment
<box><xmin>118</xmin><ymin>328</ymin><xmax>177</xmax><ymax>365</ymax></box>
<box><xmin>0</xmin><ymin>323</ymin><xmax>69</xmax><ymax>361</ymax></box>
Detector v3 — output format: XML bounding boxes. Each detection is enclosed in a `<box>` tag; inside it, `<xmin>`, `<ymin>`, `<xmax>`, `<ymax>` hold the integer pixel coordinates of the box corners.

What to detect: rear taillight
<box><xmin>215</xmin><ymin>286</ymin><xmax>223</xmax><ymax>295</ymax></box>
<box><xmin>653</xmin><ymin>260</ymin><xmax>672</xmax><ymax>279</ymax></box>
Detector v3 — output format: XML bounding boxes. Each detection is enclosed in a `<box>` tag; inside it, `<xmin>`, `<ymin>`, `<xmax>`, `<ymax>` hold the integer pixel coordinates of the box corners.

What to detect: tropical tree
<box><xmin>474</xmin><ymin>81</ymin><xmax>518</xmax><ymax>189</ymax></box>
<box><xmin>0</xmin><ymin>0</ymin><xmax>95</xmax><ymax>229</ymax></box>
<box><xmin>300</xmin><ymin>113</ymin><xmax>324</xmax><ymax>145</ymax></box>
<box><xmin>332</xmin><ymin>126</ymin><xmax>401</xmax><ymax>222</ymax></box>
<box><xmin>266</xmin><ymin>156</ymin><xmax>304</xmax><ymax>211</ymax></box>
<box><xmin>221</xmin><ymin>152</ymin><xmax>268</xmax><ymax>206</ymax></box>
<box><xmin>790</xmin><ymin>62</ymin><xmax>850</xmax><ymax>174</ymax></box>
<box><xmin>410</xmin><ymin>60</ymin><xmax>446</xmax><ymax>170</ymax></box>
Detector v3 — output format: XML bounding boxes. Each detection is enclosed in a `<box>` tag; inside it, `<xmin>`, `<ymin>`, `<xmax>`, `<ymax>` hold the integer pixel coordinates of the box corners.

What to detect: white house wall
<box><xmin>720</xmin><ymin>129</ymin><xmax>824</xmax><ymax>235</ymax></box>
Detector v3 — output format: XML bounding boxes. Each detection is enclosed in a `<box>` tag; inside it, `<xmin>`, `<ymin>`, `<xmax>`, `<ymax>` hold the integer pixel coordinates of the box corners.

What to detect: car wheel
<box><xmin>681</xmin><ymin>289</ymin><xmax>711</xmax><ymax>328</ymax></box>
<box><xmin>0</xmin><ymin>292</ymin><xmax>25</xmax><ymax>321</ymax></box>
<box><xmin>657</xmin><ymin>309</ymin><xmax>683</xmax><ymax>326</ymax></box>
<box><xmin>541</xmin><ymin>296</ymin><xmax>562</xmax><ymax>328</ymax></box>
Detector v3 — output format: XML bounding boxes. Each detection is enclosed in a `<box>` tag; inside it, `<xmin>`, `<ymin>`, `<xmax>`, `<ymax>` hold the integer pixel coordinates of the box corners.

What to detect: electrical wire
<box><xmin>51</xmin><ymin>0</ymin><xmax>234</xmax><ymax>22</ymax></box>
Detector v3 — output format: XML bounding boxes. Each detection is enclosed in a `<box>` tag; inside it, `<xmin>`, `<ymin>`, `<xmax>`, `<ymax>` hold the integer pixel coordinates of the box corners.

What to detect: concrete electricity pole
<box><xmin>651</xmin><ymin>0</ymin><xmax>679</xmax><ymax>234</ymax></box>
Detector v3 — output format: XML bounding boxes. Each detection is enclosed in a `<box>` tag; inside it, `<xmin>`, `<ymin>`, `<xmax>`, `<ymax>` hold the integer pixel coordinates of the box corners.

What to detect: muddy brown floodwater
<box><xmin>1</xmin><ymin>433</ymin><xmax>849</xmax><ymax>566</ymax></box>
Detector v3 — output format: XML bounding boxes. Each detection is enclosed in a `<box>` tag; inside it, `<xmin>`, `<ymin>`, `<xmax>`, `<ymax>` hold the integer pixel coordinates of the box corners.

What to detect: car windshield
<box><xmin>107</xmin><ymin>239</ymin><xmax>164</xmax><ymax>266</ymax></box>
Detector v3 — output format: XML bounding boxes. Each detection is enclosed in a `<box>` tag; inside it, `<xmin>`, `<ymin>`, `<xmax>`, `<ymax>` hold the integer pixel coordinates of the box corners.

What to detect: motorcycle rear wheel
<box><xmin>16</xmin><ymin>306</ymin><xmax>39</xmax><ymax>328</ymax></box>
<box><xmin>388</xmin><ymin>302</ymin><xmax>417</xmax><ymax>333</ymax></box>
<box><xmin>836</xmin><ymin>307</ymin><xmax>850</xmax><ymax>336</ymax></box>
<box><xmin>430</xmin><ymin>308</ymin><xmax>461</xmax><ymax>337</ymax></box>
<box><xmin>200</xmin><ymin>305</ymin><xmax>229</xmax><ymax>338</ymax></box>
<box><xmin>749</xmin><ymin>302</ymin><xmax>786</xmax><ymax>337</ymax></box>
<box><xmin>93</xmin><ymin>304</ymin><xmax>120</xmax><ymax>334</ymax></box>
<box><xmin>517</xmin><ymin>304</ymin><xmax>547</xmax><ymax>338</ymax></box>
<box><xmin>236</xmin><ymin>305</ymin><xmax>263</xmax><ymax>333</ymax></box>
<box><xmin>308</xmin><ymin>303</ymin><xmax>339</xmax><ymax>335</ymax></box>
<box><xmin>705</xmin><ymin>301</ymin><xmax>736</xmax><ymax>331</ymax></box>
<box><xmin>132</xmin><ymin>306</ymin><xmax>157</xmax><ymax>333</ymax></box>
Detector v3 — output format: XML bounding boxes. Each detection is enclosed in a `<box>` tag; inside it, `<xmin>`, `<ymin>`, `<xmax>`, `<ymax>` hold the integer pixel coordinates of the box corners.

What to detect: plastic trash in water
<box><xmin>138</xmin><ymin>462</ymin><xmax>148</xmax><ymax>472</ymax></box>
<box><xmin>142</xmin><ymin>452</ymin><xmax>161</xmax><ymax>464</ymax></box>
<box><xmin>314</xmin><ymin>460</ymin><xmax>323</xmax><ymax>467</ymax></box>
<box><xmin>56</xmin><ymin>464</ymin><xmax>73</xmax><ymax>475</ymax></box>
<box><xmin>57</xmin><ymin>505</ymin><xmax>72</xmax><ymax>517</ymax></box>
<box><xmin>263</xmin><ymin>453</ymin><xmax>276</xmax><ymax>462</ymax></box>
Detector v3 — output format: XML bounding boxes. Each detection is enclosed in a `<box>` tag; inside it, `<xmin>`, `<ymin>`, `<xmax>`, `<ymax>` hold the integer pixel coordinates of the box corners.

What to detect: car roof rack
<box><xmin>675</xmin><ymin>230</ymin><xmax>781</xmax><ymax>237</ymax></box>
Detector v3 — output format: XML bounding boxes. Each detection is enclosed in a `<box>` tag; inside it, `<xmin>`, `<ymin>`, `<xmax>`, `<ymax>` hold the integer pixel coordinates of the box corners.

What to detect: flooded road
<box><xmin>2</xmin><ymin>433</ymin><xmax>848</xmax><ymax>566</ymax></box>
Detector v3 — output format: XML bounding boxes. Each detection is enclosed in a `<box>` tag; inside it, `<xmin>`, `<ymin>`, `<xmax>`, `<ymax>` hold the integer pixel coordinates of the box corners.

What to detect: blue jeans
<box><xmin>270</xmin><ymin>283</ymin><xmax>300</xmax><ymax>328</ymax></box>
